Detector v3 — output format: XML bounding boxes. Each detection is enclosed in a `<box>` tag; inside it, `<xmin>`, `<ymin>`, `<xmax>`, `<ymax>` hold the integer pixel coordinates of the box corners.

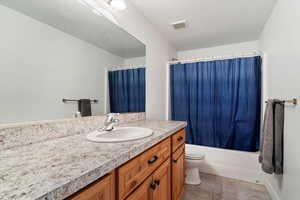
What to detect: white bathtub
<box><xmin>185</xmin><ymin>144</ymin><xmax>263</xmax><ymax>184</ymax></box>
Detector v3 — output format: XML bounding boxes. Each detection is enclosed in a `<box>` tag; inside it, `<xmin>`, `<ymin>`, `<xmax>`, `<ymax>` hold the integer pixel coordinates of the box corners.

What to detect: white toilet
<box><xmin>185</xmin><ymin>144</ymin><xmax>205</xmax><ymax>185</ymax></box>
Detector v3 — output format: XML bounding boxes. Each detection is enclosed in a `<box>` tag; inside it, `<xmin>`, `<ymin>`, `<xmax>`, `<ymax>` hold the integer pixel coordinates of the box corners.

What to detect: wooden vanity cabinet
<box><xmin>120</xmin><ymin>128</ymin><xmax>185</xmax><ymax>200</ymax></box>
<box><xmin>118</xmin><ymin>138</ymin><xmax>171</xmax><ymax>200</ymax></box>
<box><xmin>65</xmin><ymin>128</ymin><xmax>186</xmax><ymax>200</ymax></box>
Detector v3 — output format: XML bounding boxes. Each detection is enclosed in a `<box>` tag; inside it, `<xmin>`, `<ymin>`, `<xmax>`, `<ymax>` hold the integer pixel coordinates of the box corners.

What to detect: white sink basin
<box><xmin>86</xmin><ymin>127</ymin><xmax>153</xmax><ymax>143</ymax></box>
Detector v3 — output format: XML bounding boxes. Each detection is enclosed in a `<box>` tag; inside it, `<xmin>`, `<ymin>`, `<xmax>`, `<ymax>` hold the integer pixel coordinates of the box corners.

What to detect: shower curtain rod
<box><xmin>108</xmin><ymin>65</ymin><xmax>145</xmax><ymax>71</ymax></box>
<box><xmin>169</xmin><ymin>50</ymin><xmax>262</xmax><ymax>65</ymax></box>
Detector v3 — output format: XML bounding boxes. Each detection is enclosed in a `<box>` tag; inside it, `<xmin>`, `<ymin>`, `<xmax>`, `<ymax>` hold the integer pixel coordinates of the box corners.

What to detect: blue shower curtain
<box><xmin>109</xmin><ymin>67</ymin><xmax>145</xmax><ymax>113</ymax></box>
<box><xmin>170</xmin><ymin>56</ymin><xmax>261</xmax><ymax>152</ymax></box>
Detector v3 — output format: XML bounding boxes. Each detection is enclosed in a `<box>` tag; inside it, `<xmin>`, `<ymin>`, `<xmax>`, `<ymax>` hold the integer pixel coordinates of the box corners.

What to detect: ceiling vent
<box><xmin>171</xmin><ymin>20</ymin><xmax>187</xmax><ymax>30</ymax></box>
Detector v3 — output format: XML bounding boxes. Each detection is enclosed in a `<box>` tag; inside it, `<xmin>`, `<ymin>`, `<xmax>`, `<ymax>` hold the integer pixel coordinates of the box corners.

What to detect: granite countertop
<box><xmin>0</xmin><ymin>120</ymin><xmax>186</xmax><ymax>200</ymax></box>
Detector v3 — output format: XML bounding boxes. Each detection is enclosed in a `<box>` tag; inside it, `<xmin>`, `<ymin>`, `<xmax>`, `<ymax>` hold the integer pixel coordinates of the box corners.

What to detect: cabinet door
<box><xmin>68</xmin><ymin>172</ymin><xmax>115</xmax><ymax>200</ymax></box>
<box><xmin>152</xmin><ymin>159</ymin><xmax>171</xmax><ymax>200</ymax></box>
<box><xmin>172</xmin><ymin>147</ymin><xmax>185</xmax><ymax>200</ymax></box>
<box><xmin>125</xmin><ymin>176</ymin><xmax>153</xmax><ymax>200</ymax></box>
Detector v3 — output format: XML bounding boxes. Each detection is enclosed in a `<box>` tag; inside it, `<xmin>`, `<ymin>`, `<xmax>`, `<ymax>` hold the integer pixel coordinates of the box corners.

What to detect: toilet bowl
<box><xmin>185</xmin><ymin>144</ymin><xmax>205</xmax><ymax>185</ymax></box>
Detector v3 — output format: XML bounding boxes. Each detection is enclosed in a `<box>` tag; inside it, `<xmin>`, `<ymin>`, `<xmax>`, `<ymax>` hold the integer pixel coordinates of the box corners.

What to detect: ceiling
<box><xmin>0</xmin><ymin>0</ymin><xmax>145</xmax><ymax>58</ymax></box>
<box><xmin>129</xmin><ymin>0</ymin><xmax>276</xmax><ymax>51</ymax></box>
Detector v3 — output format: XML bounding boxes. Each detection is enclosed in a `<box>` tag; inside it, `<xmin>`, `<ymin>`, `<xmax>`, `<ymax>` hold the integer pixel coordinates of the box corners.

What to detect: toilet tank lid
<box><xmin>186</xmin><ymin>152</ymin><xmax>205</xmax><ymax>160</ymax></box>
<box><xmin>185</xmin><ymin>144</ymin><xmax>205</xmax><ymax>160</ymax></box>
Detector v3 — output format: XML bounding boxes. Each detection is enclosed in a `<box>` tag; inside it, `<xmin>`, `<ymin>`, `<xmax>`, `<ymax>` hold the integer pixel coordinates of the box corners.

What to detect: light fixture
<box><xmin>77</xmin><ymin>0</ymin><xmax>118</xmax><ymax>24</ymax></box>
<box><xmin>108</xmin><ymin>0</ymin><xmax>127</xmax><ymax>10</ymax></box>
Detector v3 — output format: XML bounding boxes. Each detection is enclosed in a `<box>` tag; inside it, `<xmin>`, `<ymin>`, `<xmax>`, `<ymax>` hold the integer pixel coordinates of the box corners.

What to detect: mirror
<box><xmin>0</xmin><ymin>0</ymin><xmax>146</xmax><ymax>124</ymax></box>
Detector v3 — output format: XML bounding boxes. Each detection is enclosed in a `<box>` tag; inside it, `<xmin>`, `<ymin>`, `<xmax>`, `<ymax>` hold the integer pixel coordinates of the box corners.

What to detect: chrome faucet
<box><xmin>102</xmin><ymin>113</ymin><xmax>120</xmax><ymax>131</ymax></box>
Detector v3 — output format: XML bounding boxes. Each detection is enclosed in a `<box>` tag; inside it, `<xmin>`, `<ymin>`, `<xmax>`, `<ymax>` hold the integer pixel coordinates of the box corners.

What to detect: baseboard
<box><xmin>199</xmin><ymin>162</ymin><xmax>264</xmax><ymax>184</ymax></box>
<box><xmin>263</xmin><ymin>178</ymin><xmax>281</xmax><ymax>200</ymax></box>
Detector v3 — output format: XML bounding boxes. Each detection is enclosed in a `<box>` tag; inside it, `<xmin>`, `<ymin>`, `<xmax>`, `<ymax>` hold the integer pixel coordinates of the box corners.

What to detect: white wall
<box><xmin>177</xmin><ymin>41</ymin><xmax>259</xmax><ymax>59</ymax></box>
<box><xmin>259</xmin><ymin>0</ymin><xmax>300</xmax><ymax>200</ymax></box>
<box><xmin>0</xmin><ymin>5</ymin><xmax>124</xmax><ymax>124</ymax></box>
<box><xmin>124</xmin><ymin>56</ymin><xmax>146</xmax><ymax>66</ymax></box>
<box><xmin>109</xmin><ymin>2</ymin><xmax>177</xmax><ymax>120</ymax></box>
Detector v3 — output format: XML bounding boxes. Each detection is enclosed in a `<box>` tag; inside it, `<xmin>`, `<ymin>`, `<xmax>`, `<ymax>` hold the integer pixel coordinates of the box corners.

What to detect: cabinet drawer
<box><xmin>171</xmin><ymin>129</ymin><xmax>186</xmax><ymax>152</ymax></box>
<box><xmin>172</xmin><ymin>144</ymin><xmax>184</xmax><ymax>162</ymax></box>
<box><xmin>118</xmin><ymin>137</ymin><xmax>171</xmax><ymax>200</ymax></box>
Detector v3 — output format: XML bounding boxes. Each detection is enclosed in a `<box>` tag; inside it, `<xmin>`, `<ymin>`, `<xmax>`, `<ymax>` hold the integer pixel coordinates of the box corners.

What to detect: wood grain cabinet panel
<box><xmin>152</xmin><ymin>159</ymin><xmax>171</xmax><ymax>200</ymax></box>
<box><xmin>68</xmin><ymin>172</ymin><xmax>115</xmax><ymax>200</ymax></box>
<box><xmin>171</xmin><ymin>129</ymin><xmax>186</xmax><ymax>153</ymax></box>
<box><xmin>118</xmin><ymin>138</ymin><xmax>171</xmax><ymax>200</ymax></box>
<box><xmin>172</xmin><ymin>146</ymin><xmax>185</xmax><ymax>200</ymax></box>
<box><xmin>125</xmin><ymin>176</ymin><xmax>153</xmax><ymax>200</ymax></box>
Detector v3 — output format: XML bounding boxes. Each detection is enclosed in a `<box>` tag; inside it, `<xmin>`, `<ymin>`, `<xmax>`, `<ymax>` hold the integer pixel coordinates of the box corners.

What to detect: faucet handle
<box><xmin>105</xmin><ymin>113</ymin><xmax>120</xmax><ymax>123</ymax></box>
<box><xmin>102</xmin><ymin>113</ymin><xmax>120</xmax><ymax>131</ymax></box>
<box><xmin>74</xmin><ymin>111</ymin><xmax>81</xmax><ymax>118</ymax></box>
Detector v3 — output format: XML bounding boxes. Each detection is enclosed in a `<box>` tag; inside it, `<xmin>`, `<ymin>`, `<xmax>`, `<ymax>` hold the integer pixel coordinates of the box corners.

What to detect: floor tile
<box><xmin>183</xmin><ymin>173</ymin><xmax>271</xmax><ymax>200</ymax></box>
<box><xmin>183</xmin><ymin>188</ymin><xmax>213</xmax><ymax>200</ymax></box>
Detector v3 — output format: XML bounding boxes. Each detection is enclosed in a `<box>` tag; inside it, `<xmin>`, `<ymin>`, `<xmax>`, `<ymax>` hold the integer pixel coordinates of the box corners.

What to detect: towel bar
<box><xmin>265</xmin><ymin>98</ymin><xmax>297</xmax><ymax>106</ymax></box>
<box><xmin>62</xmin><ymin>98</ymin><xmax>98</xmax><ymax>103</ymax></box>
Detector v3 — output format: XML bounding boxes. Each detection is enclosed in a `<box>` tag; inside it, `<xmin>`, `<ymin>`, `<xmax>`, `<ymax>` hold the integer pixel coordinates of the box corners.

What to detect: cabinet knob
<box><xmin>173</xmin><ymin>159</ymin><xmax>177</xmax><ymax>163</ymax></box>
<box><xmin>177</xmin><ymin>136</ymin><xmax>184</xmax><ymax>142</ymax></box>
<box><xmin>154</xmin><ymin>179</ymin><xmax>160</xmax><ymax>186</ymax></box>
<box><xmin>150</xmin><ymin>183</ymin><xmax>156</xmax><ymax>190</ymax></box>
<box><xmin>148</xmin><ymin>155</ymin><xmax>158</xmax><ymax>164</ymax></box>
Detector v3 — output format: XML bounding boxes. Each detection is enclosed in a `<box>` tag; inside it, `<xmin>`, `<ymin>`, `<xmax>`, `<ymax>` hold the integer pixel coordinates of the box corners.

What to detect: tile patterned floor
<box><xmin>183</xmin><ymin>173</ymin><xmax>271</xmax><ymax>200</ymax></box>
